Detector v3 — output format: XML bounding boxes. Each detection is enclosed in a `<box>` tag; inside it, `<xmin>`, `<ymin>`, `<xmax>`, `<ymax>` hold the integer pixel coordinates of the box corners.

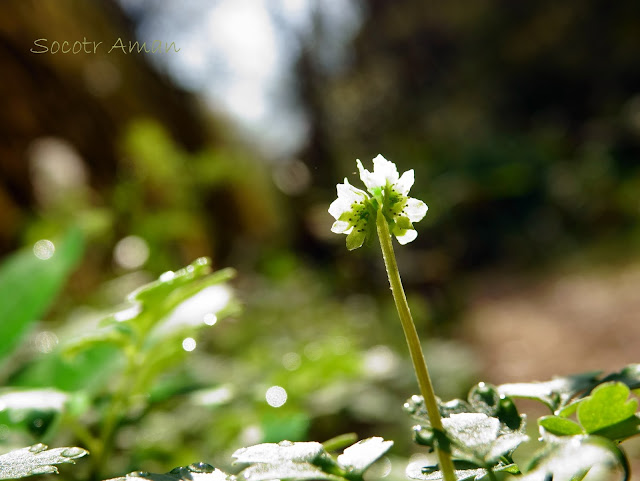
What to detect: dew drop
<box><xmin>188</xmin><ymin>462</ymin><xmax>215</xmax><ymax>473</ymax></box>
<box><xmin>278</xmin><ymin>440</ymin><xmax>294</xmax><ymax>447</ymax></box>
<box><xmin>29</xmin><ymin>443</ymin><xmax>47</xmax><ymax>453</ymax></box>
<box><xmin>194</xmin><ymin>257</ymin><xmax>209</xmax><ymax>266</ymax></box>
<box><xmin>159</xmin><ymin>271</ymin><xmax>175</xmax><ymax>282</ymax></box>
<box><xmin>61</xmin><ymin>447</ymin><xmax>85</xmax><ymax>457</ymax></box>
<box><xmin>128</xmin><ymin>471</ymin><xmax>150</xmax><ymax>477</ymax></box>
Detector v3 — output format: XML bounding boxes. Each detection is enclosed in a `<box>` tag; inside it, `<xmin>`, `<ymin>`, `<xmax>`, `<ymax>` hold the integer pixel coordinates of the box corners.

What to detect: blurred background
<box><xmin>1</xmin><ymin>0</ymin><xmax>639</xmax><ymax>478</ymax></box>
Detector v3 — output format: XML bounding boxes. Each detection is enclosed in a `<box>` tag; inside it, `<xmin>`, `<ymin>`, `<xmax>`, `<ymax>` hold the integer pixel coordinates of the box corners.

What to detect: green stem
<box><xmin>375</xmin><ymin>210</ymin><xmax>457</xmax><ymax>481</ymax></box>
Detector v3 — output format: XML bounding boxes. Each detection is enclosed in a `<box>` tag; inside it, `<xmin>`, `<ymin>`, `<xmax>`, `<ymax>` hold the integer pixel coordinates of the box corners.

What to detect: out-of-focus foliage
<box><xmin>0</xmin><ymin>228</ymin><xmax>84</xmax><ymax>362</ymax></box>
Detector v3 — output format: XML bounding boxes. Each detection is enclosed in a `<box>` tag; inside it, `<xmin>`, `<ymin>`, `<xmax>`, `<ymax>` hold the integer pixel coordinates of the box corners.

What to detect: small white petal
<box><xmin>395</xmin><ymin>229</ymin><xmax>418</xmax><ymax>245</ymax></box>
<box><xmin>337</xmin><ymin>179</ymin><xmax>367</xmax><ymax>204</ymax></box>
<box><xmin>405</xmin><ymin>198</ymin><xmax>428</xmax><ymax>222</ymax></box>
<box><xmin>331</xmin><ymin>220</ymin><xmax>352</xmax><ymax>233</ymax></box>
<box><xmin>357</xmin><ymin>159</ymin><xmax>382</xmax><ymax>191</ymax></box>
<box><xmin>328</xmin><ymin>198</ymin><xmax>350</xmax><ymax>220</ymax></box>
<box><xmin>372</xmin><ymin>154</ymin><xmax>399</xmax><ymax>184</ymax></box>
<box><xmin>395</xmin><ymin>169</ymin><xmax>415</xmax><ymax>195</ymax></box>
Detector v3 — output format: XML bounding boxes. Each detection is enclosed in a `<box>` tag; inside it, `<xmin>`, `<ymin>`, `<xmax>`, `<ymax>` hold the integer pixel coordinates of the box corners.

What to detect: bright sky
<box><xmin>118</xmin><ymin>0</ymin><xmax>362</xmax><ymax>158</ymax></box>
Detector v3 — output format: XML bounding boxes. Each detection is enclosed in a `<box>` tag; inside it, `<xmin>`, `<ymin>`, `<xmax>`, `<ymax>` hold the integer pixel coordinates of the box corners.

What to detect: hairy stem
<box><xmin>376</xmin><ymin>210</ymin><xmax>457</xmax><ymax>481</ymax></box>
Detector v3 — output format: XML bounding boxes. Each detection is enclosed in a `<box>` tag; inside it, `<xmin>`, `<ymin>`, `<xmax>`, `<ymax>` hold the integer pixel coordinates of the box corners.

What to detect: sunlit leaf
<box><xmin>497</xmin><ymin>371</ymin><xmax>601</xmax><ymax>411</ymax></box>
<box><xmin>538</xmin><ymin>416</ymin><xmax>583</xmax><ymax>436</ymax></box>
<box><xmin>0</xmin><ymin>444</ymin><xmax>87</xmax><ymax>479</ymax></box>
<box><xmin>238</xmin><ymin>462</ymin><xmax>342</xmax><ymax>481</ymax></box>
<box><xmin>407</xmin><ymin>461</ymin><xmax>520</xmax><ymax>481</ymax></box>
<box><xmin>336</xmin><ymin>437</ymin><xmax>393</xmax><ymax>473</ymax></box>
<box><xmin>521</xmin><ymin>436</ymin><xmax>627</xmax><ymax>481</ymax></box>
<box><xmin>577</xmin><ymin>382</ymin><xmax>638</xmax><ymax>434</ymax></box>
<box><xmin>105</xmin><ymin>463</ymin><xmax>231</xmax><ymax>481</ymax></box>
<box><xmin>232</xmin><ymin>441</ymin><xmax>325</xmax><ymax>465</ymax></box>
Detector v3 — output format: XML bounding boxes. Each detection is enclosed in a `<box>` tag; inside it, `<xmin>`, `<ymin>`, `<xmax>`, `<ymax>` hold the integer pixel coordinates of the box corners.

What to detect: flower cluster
<box><xmin>329</xmin><ymin>154</ymin><xmax>428</xmax><ymax>250</ymax></box>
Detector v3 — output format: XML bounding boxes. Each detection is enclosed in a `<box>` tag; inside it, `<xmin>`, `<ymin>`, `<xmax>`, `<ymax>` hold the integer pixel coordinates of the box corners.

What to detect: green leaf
<box><xmin>407</xmin><ymin>461</ymin><xmax>520</xmax><ymax>481</ymax></box>
<box><xmin>0</xmin><ymin>228</ymin><xmax>84</xmax><ymax>363</ymax></box>
<box><xmin>406</xmin><ymin>464</ymin><xmax>485</xmax><ymax>481</ymax></box>
<box><xmin>336</xmin><ymin>437</ymin><xmax>393</xmax><ymax>474</ymax></box>
<box><xmin>498</xmin><ymin>371</ymin><xmax>600</xmax><ymax>411</ymax></box>
<box><xmin>115</xmin><ymin>260</ymin><xmax>235</xmax><ymax>336</ymax></box>
<box><xmin>0</xmin><ymin>443</ymin><xmax>87</xmax><ymax>479</ymax></box>
<box><xmin>577</xmin><ymin>382</ymin><xmax>638</xmax><ymax>434</ymax></box>
<box><xmin>591</xmin><ymin>415</ymin><xmax>640</xmax><ymax>441</ymax></box>
<box><xmin>417</xmin><ymin>413</ymin><xmax>528</xmax><ymax>466</ymax></box>
<box><xmin>105</xmin><ymin>463</ymin><xmax>231</xmax><ymax>481</ymax></box>
<box><xmin>239</xmin><ymin>462</ymin><xmax>343</xmax><ymax>481</ymax></box>
<box><xmin>521</xmin><ymin>436</ymin><xmax>628</xmax><ymax>481</ymax></box>
<box><xmin>232</xmin><ymin>441</ymin><xmax>325</xmax><ymax>465</ymax></box>
<box><xmin>538</xmin><ymin>416</ymin><xmax>583</xmax><ymax>436</ymax></box>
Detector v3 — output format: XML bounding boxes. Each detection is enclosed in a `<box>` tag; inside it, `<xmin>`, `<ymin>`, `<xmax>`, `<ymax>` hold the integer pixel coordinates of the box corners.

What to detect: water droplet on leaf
<box><xmin>128</xmin><ymin>471</ymin><xmax>150</xmax><ymax>477</ymax></box>
<box><xmin>159</xmin><ymin>271</ymin><xmax>175</xmax><ymax>282</ymax></box>
<box><xmin>29</xmin><ymin>443</ymin><xmax>47</xmax><ymax>453</ymax></box>
<box><xmin>188</xmin><ymin>462</ymin><xmax>215</xmax><ymax>473</ymax></box>
<box><xmin>61</xmin><ymin>447</ymin><xmax>85</xmax><ymax>457</ymax></box>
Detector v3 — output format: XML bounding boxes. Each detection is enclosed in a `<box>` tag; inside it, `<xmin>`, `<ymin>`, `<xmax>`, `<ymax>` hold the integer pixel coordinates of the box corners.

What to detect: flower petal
<box><xmin>395</xmin><ymin>169</ymin><xmax>414</xmax><ymax>195</ymax></box>
<box><xmin>395</xmin><ymin>228</ymin><xmax>418</xmax><ymax>245</ymax></box>
<box><xmin>405</xmin><ymin>198</ymin><xmax>428</xmax><ymax>222</ymax></box>
<box><xmin>337</xmin><ymin>178</ymin><xmax>367</xmax><ymax>203</ymax></box>
<box><xmin>372</xmin><ymin>154</ymin><xmax>399</xmax><ymax>184</ymax></box>
<box><xmin>328</xmin><ymin>198</ymin><xmax>350</xmax><ymax>220</ymax></box>
<box><xmin>357</xmin><ymin>159</ymin><xmax>382</xmax><ymax>192</ymax></box>
<box><xmin>331</xmin><ymin>220</ymin><xmax>352</xmax><ymax>233</ymax></box>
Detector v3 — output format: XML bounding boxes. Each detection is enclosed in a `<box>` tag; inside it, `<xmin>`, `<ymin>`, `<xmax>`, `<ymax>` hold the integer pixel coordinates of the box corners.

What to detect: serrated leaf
<box><xmin>498</xmin><ymin>371</ymin><xmax>600</xmax><ymax>411</ymax></box>
<box><xmin>538</xmin><ymin>416</ymin><xmax>583</xmax><ymax>436</ymax></box>
<box><xmin>406</xmin><ymin>463</ymin><xmax>486</xmax><ymax>481</ymax></box>
<box><xmin>0</xmin><ymin>228</ymin><xmax>84</xmax><ymax>363</ymax></box>
<box><xmin>407</xmin><ymin>462</ymin><xmax>520</xmax><ymax>481</ymax></box>
<box><xmin>336</xmin><ymin>437</ymin><xmax>393</xmax><ymax>473</ymax></box>
<box><xmin>108</xmin><ymin>261</ymin><xmax>235</xmax><ymax>338</ymax></box>
<box><xmin>238</xmin><ymin>462</ymin><xmax>342</xmax><ymax>481</ymax></box>
<box><xmin>521</xmin><ymin>436</ymin><xmax>627</xmax><ymax>481</ymax></box>
<box><xmin>105</xmin><ymin>463</ymin><xmax>231</xmax><ymax>481</ymax></box>
<box><xmin>130</xmin><ymin>257</ymin><xmax>213</xmax><ymax>305</ymax></box>
<box><xmin>440</xmin><ymin>413</ymin><xmax>528</xmax><ymax>465</ymax></box>
<box><xmin>577</xmin><ymin>382</ymin><xmax>638</xmax><ymax>434</ymax></box>
<box><xmin>232</xmin><ymin>441</ymin><xmax>325</xmax><ymax>464</ymax></box>
<box><xmin>0</xmin><ymin>444</ymin><xmax>88</xmax><ymax>479</ymax></box>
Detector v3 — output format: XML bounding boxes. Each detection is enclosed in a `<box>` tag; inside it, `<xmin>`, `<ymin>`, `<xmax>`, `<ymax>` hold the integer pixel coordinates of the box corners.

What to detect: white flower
<box><xmin>328</xmin><ymin>178</ymin><xmax>373</xmax><ymax>250</ymax></box>
<box><xmin>329</xmin><ymin>155</ymin><xmax>428</xmax><ymax>248</ymax></box>
<box><xmin>357</xmin><ymin>154</ymin><xmax>428</xmax><ymax>245</ymax></box>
